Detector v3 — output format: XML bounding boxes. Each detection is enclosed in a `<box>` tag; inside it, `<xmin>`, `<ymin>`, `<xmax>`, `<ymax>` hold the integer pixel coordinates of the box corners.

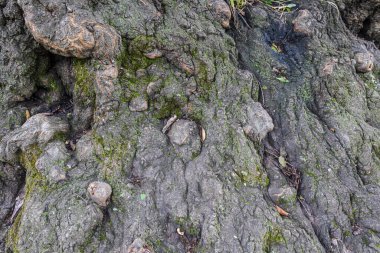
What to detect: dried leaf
<box><xmin>276</xmin><ymin>76</ymin><xmax>289</xmax><ymax>83</ymax></box>
<box><xmin>162</xmin><ymin>115</ymin><xmax>178</xmax><ymax>133</ymax></box>
<box><xmin>275</xmin><ymin>205</ymin><xmax>289</xmax><ymax>217</ymax></box>
<box><xmin>201</xmin><ymin>127</ymin><xmax>206</xmax><ymax>142</ymax></box>
<box><xmin>176</xmin><ymin>227</ymin><xmax>184</xmax><ymax>236</ymax></box>
<box><xmin>271</xmin><ymin>43</ymin><xmax>282</xmax><ymax>53</ymax></box>
<box><xmin>10</xmin><ymin>186</ymin><xmax>25</xmax><ymax>222</ymax></box>
<box><xmin>25</xmin><ymin>110</ymin><xmax>31</xmax><ymax>120</ymax></box>
<box><xmin>144</xmin><ymin>49</ymin><xmax>163</xmax><ymax>59</ymax></box>
<box><xmin>278</xmin><ymin>156</ymin><xmax>287</xmax><ymax>168</ymax></box>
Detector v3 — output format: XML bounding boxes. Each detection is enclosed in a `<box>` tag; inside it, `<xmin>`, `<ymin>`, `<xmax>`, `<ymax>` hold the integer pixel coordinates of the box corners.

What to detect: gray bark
<box><xmin>0</xmin><ymin>0</ymin><xmax>380</xmax><ymax>252</ymax></box>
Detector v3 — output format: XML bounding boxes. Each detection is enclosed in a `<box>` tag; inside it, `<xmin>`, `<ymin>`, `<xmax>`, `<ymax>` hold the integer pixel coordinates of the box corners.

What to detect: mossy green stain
<box><xmin>343</xmin><ymin>230</ymin><xmax>351</xmax><ymax>237</ymax></box>
<box><xmin>145</xmin><ymin>238</ymin><xmax>175</xmax><ymax>253</ymax></box>
<box><xmin>153</xmin><ymin>97</ymin><xmax>183</xmax><ymax>119</ymax></box>
<box><xmin>278</xmin><ymin>192</ymin><xmax>297</xmax><ymax>206</ymax></box>
<box><xmin>7</xmin><ymin>145</ymin><xmax>46</xmax><ymax>252</ymax></box>
<box><xmin>73</xmin><ymin>59</ymin><xmax>96</xmax><ymax>107</ymax></box>
<box><xmin>117</xmin><ymin>36</ymin><xmax>160</xmax><ymax>71</ymax></box>
<box><xmin>196</xmin><ymin>61</ymin><xmax>213</xmax><ymax>102</ymax></box>
<box><xmin>188</xmin><ymin>105</ymin><xmax>204</xmax><ymax>124</ymax></box>
<box><xmin>263</xmin><ymin>226</ymin><xmax>286</xmax><ymax>253</ymax></box>
<box><xmin>117</xmin><ymin>37</ymin><xmax>166</xmax><ymax>105</ymax></box>
<box><xmin>298</xmin><ymin>83</ymin><xmax>313</xmax><ymax>103</ymax></box>
<box><xmin>35</xmin><ymin>55</ymin><xmax>50</xmax><ymax>82</ymax></box>
<box><xmin>175</xmin><ymin>216</ymin><xmax>200</xmax><ymax>237</ymax></box>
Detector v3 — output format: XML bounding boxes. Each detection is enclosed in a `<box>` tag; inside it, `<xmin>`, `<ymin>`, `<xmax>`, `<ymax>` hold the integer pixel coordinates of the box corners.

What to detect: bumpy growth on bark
<box><xmin>0</xmin><ymin>0</ymin><xmax>380</xmax><ymax>252</ymax></box>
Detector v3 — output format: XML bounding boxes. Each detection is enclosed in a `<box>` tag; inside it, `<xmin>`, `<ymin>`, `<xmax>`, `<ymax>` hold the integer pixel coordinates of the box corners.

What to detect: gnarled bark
<box><xmin>0</xmin><ymin>0</ymin><xmax>379</xmax><ymax>252</ymax></box>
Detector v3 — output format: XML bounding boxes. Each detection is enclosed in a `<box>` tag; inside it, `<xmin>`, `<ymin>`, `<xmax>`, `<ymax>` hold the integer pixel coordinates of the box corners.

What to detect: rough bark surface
<box><xmin>0</xmin><ymin>0</ymin><xmax>379</xmax><ymax>252</ymax></box>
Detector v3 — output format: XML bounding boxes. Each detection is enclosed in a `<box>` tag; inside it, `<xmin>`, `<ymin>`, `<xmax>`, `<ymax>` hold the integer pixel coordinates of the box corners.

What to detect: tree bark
<box><xmin>0</xmin><ymin>0</ymin><xmax>379</xmax><ymax>252</ymax></box>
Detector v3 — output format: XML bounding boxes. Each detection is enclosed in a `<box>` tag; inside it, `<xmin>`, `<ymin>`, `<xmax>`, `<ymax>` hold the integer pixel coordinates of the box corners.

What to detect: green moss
<box><xmin>7</xmin><ymin>145</ymin><xmax>46</xmax><ymax>252</ymax></box>
<box><xmin>343</xmin><ymin>230</ymin><xmax>351</xmax><ymax>237</ymax></box>
<box><xmin>145</xmin><ymin>238</ymin><xmax>162</xmax><ymax>251</ymax></box>
<box><xmin>73</xmin><ymin>59</ymin><xmax>96</xmax><ymax>106</ymax></box>
<box><xmin>331</xmin><ymin>220</ymin><xmax>339</xmax><ymax>229</ymax></box>
<box><xmin>263</xmin><ymin>226</ymin><xmax>286</xmax><ymax>253</ymax></box>
<box><xmin>78</xmin><ymin>229</ymin><xmax>97</xmax><ymax>253</ymax></box>
<box><xmin>52</xmin><ymin>132</ymin><xmax>67</xmax><ymax>142</ymax></box>
<box><xmin>348</xmin><ymin>208</ymin><xmax>357</xmax><ymax>224</ymax></box>
<box><xmin>253</xmin><ymin>57</ymin><xmax>273</xmax><ymax>80</ymax></box>
<box><xmin>369</xmin><ymin>229</ymin><xmax>377</xmax><ymax>235</ymax></box>
<box><xmin>20</xmin><ymin>146</ymin><xmax>50</xmax><ymax>195</ymax></box>
<box><xmin>35</xmin><ymin>55</ymin><xmax>51</xmax><ymax>81</ymax></box>
<box><xmin>373</xmin><ymin>144</ymin><xmax>380</xmax><ymax>160</ymax></box>
<box><xmin>362</xmin><ymin>236</ymin><xmax>370</xmax><ymax>246</ymax></box>
<box><xmin>265</xmin><ymin>176</ymin><xmax>270</xmax><ymax>187</ymax></box>
<box><xmin>236</xmin><ymin>170</ymin><xmax>254</xmax><ymax>185</ymax></box>
<box><xmin>153</xmin><ymin>97</ymin><xmax>183</xmax><ymax>119</ymax></box>
<box><xmin>92</xmin><ymin>115</ymin><xmax>147</xmax><ymax>209</ymax></box>
<box><xmin>117</xmin><ymin>37</ymin><xmax>166</xmax><ymax>105</ymax></box>
<box><xmin>360</xmin><ymin>73</ymin><xmax>378</xmax><ymax>90</ymax></box>
<box><xmin>99</xmin><ymin>228</ymin><xmax>107</xmax><ymax>242</ymax></box>
<box><xmin>175</xmin><ymin>217</ymin><xmax>200</xmax><ymax>237</ymax></box>
<box><xmin>6</xmin><ymin>210</ymin><xmax>22</xmax><ymax>253</ymax></box>
<box><xmin>198</xmin><ymin>81</ymin><xmax>212</xmax><ymax>102</ymax></box>
<box><xmin>234</xmin><ymin>165</ymin><xmax>269</xmax><ymax>188</ymax></box>
<box><xmin>48</xmin><ymin>76</ymin><xmax>59</xmax><ymax>91</ymax></box>
<box><xmin>278</xmin><ymin>193</ymin><xmax>297</xmax><ymax>206</ymax></box>
<box><xmin>189</xmin><ymin>47</ymin><xmax>217</xmax><ymax>102</ymax></box>
<box><xmin>117</xmin><ymin>36</ymin><xmax>159</xmax><ymax>71</ymax></box>
<box><xmin>196</xmin><ymin>61</ymin><xmax>213</xmax><ymax>102</ymax></box>
<box><xmin>254</xmin><ymin>165</ymin><xmax>270</xmax><ymax>187</ymax></box>
<box><xmin>6</xmin><ymin>110</ymin><xmax>24</xmax><ymax>130</ymax></box>
<box><xmin>19</xmin><ymin>146</ymin><xmax>45</xmax><ymax>186</ymax></box>
<box><xmin>145</xmin><ymin>238</ymin><xmax>175</xmax><ymax>253</ymax></box>
<box><xmin>298</xmin><ymin>83</ymin><xmax>313</xmax><ymax>103</ymax></box>
<box><xmin>240</xmin><ymin>85</ymin><xmax>251</xmax><ymax>98</ymax></box>
<box><xmin>94</xmin><ymin>132</ymin><xmax>133</xmax><ymax>178</ymax></box>
<box><xmin>191</xmin><ymin>151</ymin><xmax>200</xmax><ymax>159</ymax></box>
<box><xmin>305</xmin><ymin>170</ymin><xmax>318</xmax><ymax>180</ymax></box>
<box><xmin>188</xmin><ymin>105</ymin><xmax>204</xmax><ymax>123</ymax></box>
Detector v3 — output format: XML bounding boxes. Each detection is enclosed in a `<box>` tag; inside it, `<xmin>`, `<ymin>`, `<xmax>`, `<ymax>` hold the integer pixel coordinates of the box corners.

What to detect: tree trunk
<box><xmin>0</xmin><ymin>0</ymin><xmax>379</xmax><ymax>252</ymax></box>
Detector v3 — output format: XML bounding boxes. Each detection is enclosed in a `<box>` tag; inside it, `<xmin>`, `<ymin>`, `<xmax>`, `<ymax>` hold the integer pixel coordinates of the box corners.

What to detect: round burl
<box><xmin>87</xmin><ymin>181</ymin><xmax>112</xmax><ymax>207</ymax></box>
<box><xmin>355</xmin><ymin>52</ymin><xmax>374</xmax><ymax>73</ymax></box>
<box><xmin>208</xmin><ymin>0</ymin><xmax>231</xmax><ymax>28</ymax></box>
